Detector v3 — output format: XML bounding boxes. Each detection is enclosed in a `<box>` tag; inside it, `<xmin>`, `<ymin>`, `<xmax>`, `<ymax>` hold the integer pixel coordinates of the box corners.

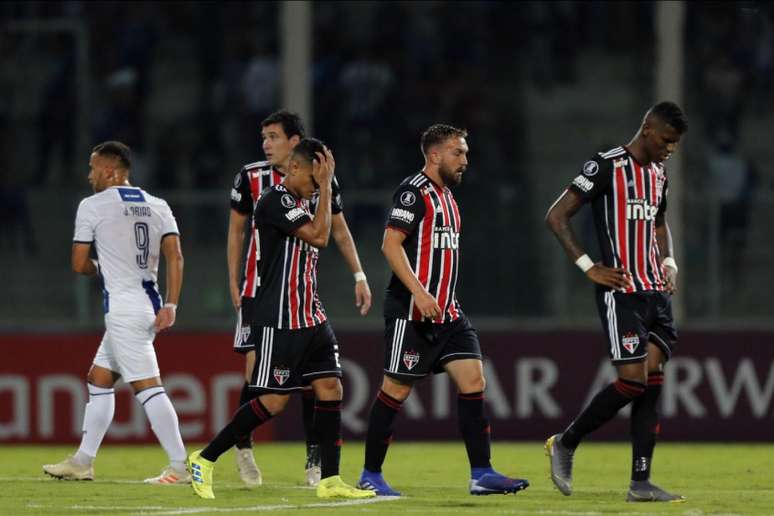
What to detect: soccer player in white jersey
<box><xmin>43</xmin><ymin>141</ymin><xmax>190</xmax><ymax>485</ymax></box>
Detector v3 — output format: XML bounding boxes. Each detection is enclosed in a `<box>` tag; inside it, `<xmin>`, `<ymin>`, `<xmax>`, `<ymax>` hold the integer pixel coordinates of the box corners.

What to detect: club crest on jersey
<box><xmin>240</xmin><ymin>325</ymin><xmax>251</xmax><ymax>344</ymax></box>
<box><xmin>622</xmin><ymin>332</ymin><xmax>640</xmax><ymax>354</ymax></box>
<box><xmin>281</xmin><ymin>194</ymin><xmax>296</xmax><ymax>209</ymax></box>
<box><xmin>403</xmin><ymin>350</ymin><xmax>420</xmax><ymax>371</ymax></box>
<box><xmin>273</xmin><ymin>366</ymin><xmax>290</xmax><ymax>385</ymax></box>
<box><xmin>400</xmin><ymin>191</ymin><xmax>416</xmax><ymax>207</ymax></box>
<box><xmin>582</xmin><ymin>160</ymin><xmax>599</xmax><ymax>176</ymax></box>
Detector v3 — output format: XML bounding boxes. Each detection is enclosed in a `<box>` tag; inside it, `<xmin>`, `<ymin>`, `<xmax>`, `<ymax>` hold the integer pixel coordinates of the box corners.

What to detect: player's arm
<box><xmin>227</xmin><ymin>209</ymin><xmax>248</xmax><ymax>309</ymax></box>
<box><xmin>155</xmin><ymin>234</ymin><xmax>184</xmax><ymax>332</ymax></box>
<box><xmin>382</xmin><ymin>227</ymin><xmax>441</xmax><ymax>319</ymax></box>
<box><xmin>545</xmin><ymin>189</ymin><xmax>632</xmax><ymax>291</ymax></box>
<box><xmin>71</xmin><ymin>243</ymin><xmax>98</xmax><ymax>276</ymax></box>
<box><xmin>293</xmin><ymin>149</ymin><xmax>334</xmax><ymax>248</ymax></box>
<box><xmin>655</xmin><ymin>205</ymin><xmax>677</xmax><ymax>294</ymax></box>
<box><xmin>331</xmin><ymin>213</ymin><xmax>371</xmax><ymax>315</ymax></box>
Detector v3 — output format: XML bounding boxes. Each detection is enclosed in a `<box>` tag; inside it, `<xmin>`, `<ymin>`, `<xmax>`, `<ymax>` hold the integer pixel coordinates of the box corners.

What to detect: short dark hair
<box><xmin>648</xmin><ymin>101</ymin><xmax>688</xmax><ymax>134</ymax></box>
<box><xmin>92</xmin><ymin>141</ymin><xmax>132</xmax><ymax>169</ymax></box>
<box><xmin>261</xmin><ymin>109</ymin><xmax>306</xmax><ymax>139</ymax></box>
<box><xmin>421</xmin><ymin>124</ymin><xmax>468</xmax><ymax>156</ymax></box>
<box><xmin>290</xmin><ymin>137</ymin><xmax>326</xmax><ymax>165</ymax></box>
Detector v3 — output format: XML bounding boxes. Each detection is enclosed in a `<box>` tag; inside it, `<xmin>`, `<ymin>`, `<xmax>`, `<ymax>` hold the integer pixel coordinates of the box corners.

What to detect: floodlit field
<box><xmin>1</xmin><ymin>442</ymin><xmax>772</xmax><ymax>515</ymax></box>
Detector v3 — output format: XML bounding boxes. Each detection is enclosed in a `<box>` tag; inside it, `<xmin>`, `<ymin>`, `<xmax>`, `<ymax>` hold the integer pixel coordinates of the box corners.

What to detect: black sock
<box><xmin>314</xmin><ymin>399</ymin><xmax>342</xmax><ymax>479</ymax></box>
<box><xmin>235</xmin><ymin>382</ymin><xmax>254</xmax><ymax>449</ymax></box>
<box><xmin>302</xmin><ymin>389</ymin><xmax>318</xmax><ymax>454</ymax></box>
<box><xmin>458</xmin><ymin>392</ymin><xmax>492</xmax><ymax>469</ymax></box>
<box><xmin>630</xmin><ymin>372</ymin><xmax>663</xmax><ymax>481</ymax></box>
<box><xmin>561</xmin><ymin>379</ymin><xmax>645</xmax><ymax>450</ymax></box>
<box><xmin>202</xmin><ymin>398</ymin><xmax>272</xmax><ymax>462</ymax></box>
<box><xmin>364</xmin><ymin>390</ymin><xmax>403</xmax><ymax>473</ymax></box>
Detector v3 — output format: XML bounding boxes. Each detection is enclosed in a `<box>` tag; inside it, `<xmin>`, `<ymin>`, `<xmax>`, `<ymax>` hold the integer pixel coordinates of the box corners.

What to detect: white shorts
<box><xmin>93</xmin><ymin>311</ymin><xmax>160</xmax><ymax>382</ymax></box>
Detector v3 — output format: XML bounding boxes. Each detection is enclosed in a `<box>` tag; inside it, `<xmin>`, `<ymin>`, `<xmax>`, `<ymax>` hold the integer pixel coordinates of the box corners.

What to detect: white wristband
<box><xmin>663</xmin><ymin>257</ymin><xmax>678</xmax><ymax>273</ymax></box>
<box><xmin>353</xmin><ymin>271</ymin><xmax>367</xmax><ymax>283</ymax></box>
<box><xmin>575</xmin><ymin>254</ymin><xmax>595</xmax><ymax>273</ymax></box>
<box><xmin>164</xmin><ymin>303</ymin><xmax>177</xmax><ymax>310</ymax></box>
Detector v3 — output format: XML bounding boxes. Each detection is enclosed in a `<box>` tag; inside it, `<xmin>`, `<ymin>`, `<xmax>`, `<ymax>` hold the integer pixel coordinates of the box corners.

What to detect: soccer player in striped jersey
<box><xmin>544</xmin><ymin>102</ymin><xmax>688</xmax><ymax>502</ymax></box>
<box><xmin>189</xmin><ymin>139</ymin><xmax>374</xmax><ymax>501</ymax></box>
<box><xmin>356</xmin><ymin>124</ymin><xmax>529</xmax><ymax>497</ymax></box>
<box><xmin>227</xmin><ymin>110</ymin><xmax>371</xmax><ymax>486</ymax></box>
<box><xmin>43</xmin><ymin>141</ymin><xmax>189</xmax><ymax>485</ymax></box>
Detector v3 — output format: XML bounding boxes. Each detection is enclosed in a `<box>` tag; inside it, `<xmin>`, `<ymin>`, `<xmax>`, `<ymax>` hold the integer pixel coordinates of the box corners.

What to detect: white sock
<box><xmin>75</xmin><ymin>384</ymin><xmax>115</xmax><ymax>465</ymax></box>
<box><xmin>135</xmin><ymin>386</ymin><xmax>187</xmax><ymax>471</ymax></box>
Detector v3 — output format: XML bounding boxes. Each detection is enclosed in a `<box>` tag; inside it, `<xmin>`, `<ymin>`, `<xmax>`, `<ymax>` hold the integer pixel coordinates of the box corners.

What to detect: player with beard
<box><xmin>356</xmin><ymin>124</ymin><xmax>530</xmax><ymax>496</ymax></box>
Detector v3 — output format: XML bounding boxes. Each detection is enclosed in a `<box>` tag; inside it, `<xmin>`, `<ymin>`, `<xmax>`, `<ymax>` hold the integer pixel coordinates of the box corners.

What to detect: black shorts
<box><xmin>595</xmin><ymin>288</ymin><xmax>678</xmax><ymax>364</ymax></box>
<box><xmin>383</xmin><ymin>315</ymin><xmax>482</xmax><ymax>381</ymax></box>
<box><xmin>249</xmin><ymin>321</ymin><xmax>342</xmax><ymax>393</ymax></box>
<box><xmin>233</xmin><ymin>297</ymin><xmax>256</xmax><ymax>354</ymax></box>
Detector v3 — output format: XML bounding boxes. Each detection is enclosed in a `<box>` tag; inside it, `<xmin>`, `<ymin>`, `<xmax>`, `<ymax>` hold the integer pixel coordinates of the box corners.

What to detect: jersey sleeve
<box><xmin>259</xmin><ymin>190</ymin><xmax>313</xmax><ymax>235</ymax></box>
<box><xmin>658</xmin><ymin>175</ymin><xmax>668</xmax><ymax>214</ymax></box>
<box><xmin>385</xmin><ymin>183</ymin><xmax>425</xmax><ymax>234</ymax></box>
<box><xmin>73</xmin><ymin>199</ymin><xmax>96</xmax><ymax>243</ymax></box>
<box><xmin>230</xmin><ymin>168</ymin><xmax>253</xmax><ymax>214</ymax></box>
<box><xmin>160</xmin><ymin>202</ymin><xmax>180</xmax><ymax>237</ymax></box>
<box><xmin>567</xmin><ymin>156</ymin><xmax>613</xmax><ymax>201</ymax></box>
<box><xmin>331</xmin><ymin>175</ymin><xmax>344</xmax><ymax>214</ymax></box>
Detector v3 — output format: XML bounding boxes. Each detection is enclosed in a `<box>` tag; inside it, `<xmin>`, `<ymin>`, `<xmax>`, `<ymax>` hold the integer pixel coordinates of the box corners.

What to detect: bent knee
<box><xmin>381</xmin><ymin>376</ymin><xmax>412</xmax><ymax>401</ymax></box>
<box><xmin>460</xmin><ymin>375</ymin><xmax>486</xmax><ymax>394</ymax></box>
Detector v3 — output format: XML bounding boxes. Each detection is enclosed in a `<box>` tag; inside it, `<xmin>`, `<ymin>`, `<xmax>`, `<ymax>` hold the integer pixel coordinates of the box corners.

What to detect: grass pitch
<box><xmin>0</xmin><ymin>442</ymin><xmax>771</xmax><ymax>515</ymax></box>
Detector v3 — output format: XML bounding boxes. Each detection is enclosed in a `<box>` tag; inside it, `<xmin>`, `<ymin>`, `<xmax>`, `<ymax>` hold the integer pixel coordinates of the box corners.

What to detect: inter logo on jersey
<box><xmin>626</xmin><ymin>199</ymin><xmax>658</xmax><ymax>221</ymax></box>
<box><xmin>433</xmin><ymin>226</ymin><xmax>459</xmax><ymax>249</ymax></box>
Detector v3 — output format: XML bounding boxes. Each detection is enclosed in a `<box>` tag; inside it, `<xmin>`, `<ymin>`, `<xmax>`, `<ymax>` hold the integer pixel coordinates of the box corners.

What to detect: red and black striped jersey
<box><xmin>567</xmin><ymin>146</ymin><xmax>669</xmax><ymax>293</ymax></box>
<box><xmin>384</xmin><ymin>172</ymin><xmax>462</xmax><ymax>323</ymax></box>
<box><xmin>251</xmin><ymin>184</ymin><xmax>326</xmax><ymax>329</ymax></box>
<box><xmin>230</xmin><ymin>161</ymin><xmax>344</xmax><ymax>299</ymax></box>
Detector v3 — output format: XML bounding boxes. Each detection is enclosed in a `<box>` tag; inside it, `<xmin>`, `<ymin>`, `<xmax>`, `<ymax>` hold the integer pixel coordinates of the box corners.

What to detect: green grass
<box><xmin>0</xmin><ymin>442</ymin><xmax>772</xmax><ymax>515</ymax></box>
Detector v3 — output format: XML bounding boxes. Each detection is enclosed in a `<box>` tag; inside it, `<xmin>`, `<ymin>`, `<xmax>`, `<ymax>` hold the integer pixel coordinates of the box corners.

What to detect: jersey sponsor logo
<box><xmin>433</xmin><ymin>226</ymin><xmax>459</xmax><ymax>249</ymax></box>
<box><xmin>285</xmin><ymin>207</ymin><xmax>307</xmax><ymax>222</ymax></box>
<box><xmin>273</xmin><ymin>366</ymin><xmax>290</xmax><ymax>385</ymax></box>
<box><xmin>403</xmin><ymin>350</ymin><xmax>420</xmax><ymax>370</ymax></box>
<box><xmin>622</xmin><ymin>332</ymin><xmax>639</xmax><ymax>354</ymax></box>
<box><xmin>626</xmin><ymin>199</ymin><xmax>658</xmax><ymax>221</ymax></box>
<box><xmin>583</xmin><ymin>160</ymin><xmax>599</xmax><ymax>176</ymax></box>
<box><xmin>281</xmin><ymin>194</ymin><xmax>296</xmax><ymax>209</ymax></box>
<box><xmin>118</xmin><ymin>188</ymin><xmax>146</xmax><ymax>202</ymax></box>
<box><xmin>400</xmin><ymin>191</ymin><xmax>416</xmax><ymax>206</ymax></box>
<box><xmin>390</xmin><ymin>208</ymin><xmax>415</xmax><ymax>224</ymax></box>
<box><xmin>572</xmin><ymin>175</ymin><xmax>594</xmax><ymax>192</ymax></box>
<box><xmin>231</xmin><ymin>188</ymin><xmax>242</xmax><ymax>202</ymax></box>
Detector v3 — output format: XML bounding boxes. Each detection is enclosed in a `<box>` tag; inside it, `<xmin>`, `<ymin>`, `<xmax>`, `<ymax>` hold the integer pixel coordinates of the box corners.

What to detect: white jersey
<box><xmin>73</xmin><ymin>186</ymin><xmax>179</xmax><ymax>314</ymax></box>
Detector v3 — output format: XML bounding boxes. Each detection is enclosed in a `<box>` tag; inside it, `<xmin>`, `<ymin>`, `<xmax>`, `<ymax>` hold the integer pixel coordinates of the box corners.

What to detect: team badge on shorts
<box><xmin>403</xmin><ymin>350</ymin><xmax>420</xmax><ymax>371</ymax></box>
<box><xmin>273</xmin><ymin>366</ymin><xmax>290</xmax><ymax>386</ymax></box>
<box><xmin>622</xmin><ymin>332</ymin><xmax>639</xmax><ymax>354</ymax></box>
<box><xmin>240</xmin><ymin>325</ymin><xmax>251</xmax><ymax>344</ymax></box>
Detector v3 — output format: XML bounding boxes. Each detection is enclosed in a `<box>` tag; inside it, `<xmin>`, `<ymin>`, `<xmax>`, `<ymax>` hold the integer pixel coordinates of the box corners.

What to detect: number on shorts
<box><xmin>134</xmin><ymin>222</ymin><xmax>149</xmax><ymax>269</ymax></box>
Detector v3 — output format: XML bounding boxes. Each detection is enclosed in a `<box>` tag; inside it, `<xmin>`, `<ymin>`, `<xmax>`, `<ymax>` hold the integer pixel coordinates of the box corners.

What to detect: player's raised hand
<box><xmin>586</xmin><ymin>265</ymin><xmax>633</xmax><ymax>291</ymax></box>
<box><xmin>312</xmin><ymin>149</ymin><xmax>334</xmax><ymax>187</ymax></box>
<box><xmin>355</xmin><ymin>279</ymin><xmax>372</xmax><ymax>316</ymax></box>
<box><xmin>414</xmin><ymin>289</ymin><xmax>442</xmax><ymax>320</ymax></box>
<box><xmin>154</xmin><ymin>304</ymin><xmax>176</xmax><ymax>333</ymax></box>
